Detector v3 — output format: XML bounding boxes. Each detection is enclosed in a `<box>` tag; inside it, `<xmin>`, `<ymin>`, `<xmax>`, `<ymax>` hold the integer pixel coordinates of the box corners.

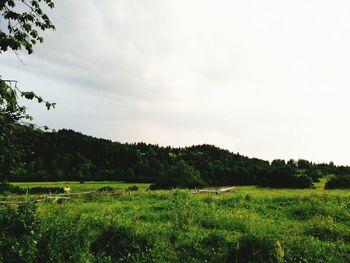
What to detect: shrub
<box><xmin>91</xmin><ymin>225</ymin><xmax>154</xmax><ymax>262</ymax></box>
<box><xmin>127</xmin><ymin>185</ymin><xmax>139</xmax><ymax>191</ymax></box>
<box><xmin>153</xmin><ymin>161</ymin><xmax>205</xmax><ymax>189</ymax></box>
<box><xmin>0</xmin><ymin>183</ymin><xmax>64</xmax><ymax>195</ymax></box>
<box><xmin>27</xmin><ymin>186</ymin><xmax>64</xmax><ymax>194</ymax></box>
<box><xmin>36</xmin><ymin>214</ymin><xmax>92</xmax><ymax>262</ymax></box>
<box><xmin>0</xmin><ymin>203</ymin><xmax>38</xmax><ymax>262</ymax></box>
<box><xmin>200</xmin><ymin>232</ymin><xmax>231</xmax><ymax>262</ymax></box>
<box><xmin>261</xmin><ymin>174</ymin><xmax>313</xmax><ymax>189</ymax></box>
<box><xmin>325</xmin><ymin>175</ymin><xmax>350</xmax><ymax>189</ymax></box>
<box><xmin>148</xmin><ymin>183</ymin><xmax>164</xmax><ymax>190</ymax></box>
<box><xmin>227</xmin><ymin>233</ymin><xmax>284</xmax><ymax>263</ymax></box>
<box><xmin>98</xmin><ymin>186</ymin><xmax>114</xmax><ymax>192</ymax></box>
<box><xmin>0</xmin><ymin>182</ymin><xmax>25</xmax><ymax>194</ymax></box>
<box><xmin>259</xmin><ymin>160</ymin><xmax>313</xmax><ymax>189</ymax></box>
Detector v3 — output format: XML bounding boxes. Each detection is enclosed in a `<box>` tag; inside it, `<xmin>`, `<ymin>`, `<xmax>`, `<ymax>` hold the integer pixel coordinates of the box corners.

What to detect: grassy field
<box><xmin>1</xmin><ymin>180</ymin><xmax>350</xmax><ymax>262</ymax></box>
<box><xmin>12</xmin><ymin>181</ymin><xmax>150</xmax><ymax>192</ymax></box>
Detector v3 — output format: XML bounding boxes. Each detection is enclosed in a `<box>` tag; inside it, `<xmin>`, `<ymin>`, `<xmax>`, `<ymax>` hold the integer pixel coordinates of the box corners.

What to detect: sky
<box><xmin>1</xmin><ymin>0</ymin><xmax>350</xmax><ymax>165</ymax></box>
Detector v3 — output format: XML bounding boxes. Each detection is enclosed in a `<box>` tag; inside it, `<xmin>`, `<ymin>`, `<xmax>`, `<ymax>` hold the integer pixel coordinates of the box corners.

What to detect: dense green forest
<box><xmin>2</xmin><ymin>128</ymin><xmax>349</xmax><ymax>188</ymax></box>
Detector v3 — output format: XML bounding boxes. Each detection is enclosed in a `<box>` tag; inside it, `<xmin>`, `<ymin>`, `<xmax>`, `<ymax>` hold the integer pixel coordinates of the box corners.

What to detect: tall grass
<box><xmin>1</xmin><ymin>182</ymin><xmax>349</xmax><ymax>262</ymax></box>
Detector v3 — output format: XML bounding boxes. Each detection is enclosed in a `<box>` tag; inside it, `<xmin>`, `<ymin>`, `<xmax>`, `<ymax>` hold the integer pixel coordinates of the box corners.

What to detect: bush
<box><xmin>0</xmin><ymin>183</ymin><xmax>64</xmax><ymax>195</ymax></box>
<box><xmin>227</xmin><ymin>233</ymin><xmax>284</xmax><ymax>263</ymax></box>
<box><xmin>36</xmin><ymin>214</ymin><xmax>92</xmax><ymax>262</ymax></box>
<box><xmin>153</xmin><ymin>161</ymin><xmax>205</xmax><ymax>189</ymax></box>
<box><xmin>148</xmin><ymin>183</ymin><xmax>176</xmax><ymax>190</ymax></box>
<box><xmin>0</xmin><ymin>203</ymin><xmax>38</xmax><ymax>262</ymax></box>
<box><xmin>261</xmin><ymin>172</ymin><xmax>313</xmax><ymax>189</ymax></box>
<box><xmin>127</xmin><ymin>185</ymin><xmax>139</xmax><ymax>191</ymax></box>
<box><xmin>27</xmin><ymin>186</ymin><xmax>64</xmax><ymax>194</ymax></box>
<box><xmin>98</xmin><ymin>186</ymin><xmax>114</xmax><ymax>192</ymax></box>
<box><xmin>200</xmin><ymin>233</ymin><xmax>231</xmax><ymax>262</ymax></box>
<box><xmin>258</xmin><ymin>160</ymin><xmax>314</xmax><ymax>189</ymax></box>
<box><xmin>325</xmin><ymin>175</ymin><xmax>350</xmax><ymax>189</ymax></box>
<box><xmin>91</xmin><ymin>225</ymin><xmax>154</xmax><ymax>262</ymax></box>
<box><xmin>0</xmin><ymin>182</ymin><xmax>25</xmax><ymax>194</ymax></box>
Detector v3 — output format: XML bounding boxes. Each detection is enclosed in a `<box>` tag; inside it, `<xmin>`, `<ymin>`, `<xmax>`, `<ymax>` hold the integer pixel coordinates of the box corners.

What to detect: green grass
<box><xmin>12</xmin><ymin>181</ymin><xmax>150</xmax><ymax>192</ymax></box>
<box><xmin>2</xmin><ymin>181</ymin><xmax>350</xmax><ymax>262</ymax></box>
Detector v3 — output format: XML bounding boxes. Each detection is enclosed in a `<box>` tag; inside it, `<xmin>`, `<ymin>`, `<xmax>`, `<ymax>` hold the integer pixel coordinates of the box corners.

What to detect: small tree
<box><xmin>153</xmin><ymin>160</ymin><xmax>205</xmax><ymax>189</ymax></box>
<box><xmin>260</xmin><ymin>160</ymin><xmax>313</xmax><ymax>189</ymax></box>
<box><xmin>325</xmin><ymin>175</ymin><xmax>350</xmax><ymax>189</ymax></box>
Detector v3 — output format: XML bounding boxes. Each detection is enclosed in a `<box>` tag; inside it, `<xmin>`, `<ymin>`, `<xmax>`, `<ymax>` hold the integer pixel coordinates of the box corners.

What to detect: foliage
<box><xmin>98</xmin><ymin>186</ymin><xmax>114</xmax><ymax>192</ymax></box>
<box><xmin>0</xmin><ymin>79</ymin><xmax>56</xmax><ymax>181</ymax></box>
<box><xmin>304</xmin><ymin>218</ymin><xmax>350</xmax><ymax>242</ymax></box>
<box><xmin>153</xmin><ymin>160</ymin><xmax>205</xmax><ymax>189</ymax></box>
<box><xmin>128</xmin><ymin>185</ymin><xmax>139</xmax><ymax>191</ymax></box>
<box><xmin>1</xmin><ymin>1</ymin><xmax>56</xmax><ymax>181</ymax></box>
<box><xmin>0</xmin><ymin>0</ymin><xmax>55</xmax><ymax>54</ymax></box>
<box><xmin>12</xmin><ymin>181</ymin><xmax>150</xmax><ymax>193</ymax></box>
<box><xmin>2</xmin><ymin>121</ymin><xmax>347</xmax><ymax>189</ymax></box>
<box><xmin>0</xmin><ymin>182</ymin><xmax>63</xmax><ymax>194</ymax></box>
<box><xmin>27</xmin><ymin>186</ymin><xmax>63</xmax><ymax>194</ymax></box>
<box><xmin>91</xmin><ymin>225</ymin><xmax>154</xmax><ymax>262</ymax></box>
<box><xmin>0</xmin><ymin>181</ymin><xmax>25</xmax><ymax>194</ymax></box>
<box><xmin>228</xmin><ymin>233</ymin><xmax>284</xmax><ymax>263</ymax></box>
<box><xmin>325</xmin><ymin>175</ymin><xmax>350</xmax><ymax>189</ymax></box>
<box><xmin>0</xmin><ymin>203</ymin><xmax>38</xmax><ymax>262</ymax></box>
<box><xmin>0</xmin><ymin>184</ymin><xmax>349</xmax><ymax>262</ymax></box>
<box><xmin>259</xmin><ymin>160</ymin><xmax>314</xmax><ymax>189</ymax></box>
<box><xmin>4</xmin><ymin>128</ymin><xmax>349</xmax><ymax>188</ymax></box>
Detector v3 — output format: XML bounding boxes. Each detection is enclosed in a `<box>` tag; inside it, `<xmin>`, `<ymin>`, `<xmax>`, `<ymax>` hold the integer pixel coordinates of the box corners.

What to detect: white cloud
<box><xmin>2</xmin><ymin>0</ymin><xmax>350</xmax><ymax>164</ymax></box>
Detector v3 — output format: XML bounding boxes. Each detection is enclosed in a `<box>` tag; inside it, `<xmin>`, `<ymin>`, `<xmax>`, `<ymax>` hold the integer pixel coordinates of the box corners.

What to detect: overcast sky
<box><xmin>2</xmin><ymin>0</ymin><xmax>350</xmax><ymax>164</ymax></box>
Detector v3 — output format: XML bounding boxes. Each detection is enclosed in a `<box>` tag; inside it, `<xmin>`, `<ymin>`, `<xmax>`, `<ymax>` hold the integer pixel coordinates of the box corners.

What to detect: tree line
<box><xmin>2</xmin><ymin>128</ymin><xmax>350</xmax><ymax>189</ymax></box>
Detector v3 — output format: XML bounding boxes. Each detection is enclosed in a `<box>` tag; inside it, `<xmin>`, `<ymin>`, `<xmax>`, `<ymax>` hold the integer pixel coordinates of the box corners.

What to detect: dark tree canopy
<box><xmin>325</xmin><ymin>175</ymin><xmax>350</xmax><ymax>189</ymax></box>
<box><xmin>4</xmin><ymin>128</ymin><xmax>348</xmax><ymax>189</ymax></box>
<box><xmin>0</xmin><ymin>0</ymin><xmax>55</xmax><ymax>54</ymax></box>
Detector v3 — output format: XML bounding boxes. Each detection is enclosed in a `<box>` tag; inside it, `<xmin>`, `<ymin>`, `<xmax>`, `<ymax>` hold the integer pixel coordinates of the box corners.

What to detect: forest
<box><xmin>2</xmin><ymin>128</ymin><xmax>350</xmax><ymax>189</ymax></box>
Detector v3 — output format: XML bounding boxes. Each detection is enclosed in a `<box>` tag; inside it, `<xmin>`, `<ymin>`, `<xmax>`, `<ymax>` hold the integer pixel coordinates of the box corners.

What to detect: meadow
<box><xmin>12</xmin><ymin>181</ymin><xmax>151</xmax><ymax>193</ymax></box>
<box><xmin>1</xmin><ymin>180</ymin><xmax>350</xmax><ymax>262</ymax></box>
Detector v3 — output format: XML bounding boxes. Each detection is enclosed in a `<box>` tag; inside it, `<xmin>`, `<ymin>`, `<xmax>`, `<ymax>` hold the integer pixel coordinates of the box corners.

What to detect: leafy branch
<box><xmin>1</xmin><ymin>0</ymin><xmax>55</xmax><ymax>54</ymax></box>
<box><xmin>0</xmin><ymin>79</ymin><xmax>55</xmax><ymax>128</ymax></box>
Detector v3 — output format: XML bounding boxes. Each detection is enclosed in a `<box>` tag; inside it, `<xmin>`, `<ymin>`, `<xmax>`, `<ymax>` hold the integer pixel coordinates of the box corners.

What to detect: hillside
<box><xmin>3</xmin><ymin>129</ymin><xmax>350</xmax><ymax>188</ymax></box>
